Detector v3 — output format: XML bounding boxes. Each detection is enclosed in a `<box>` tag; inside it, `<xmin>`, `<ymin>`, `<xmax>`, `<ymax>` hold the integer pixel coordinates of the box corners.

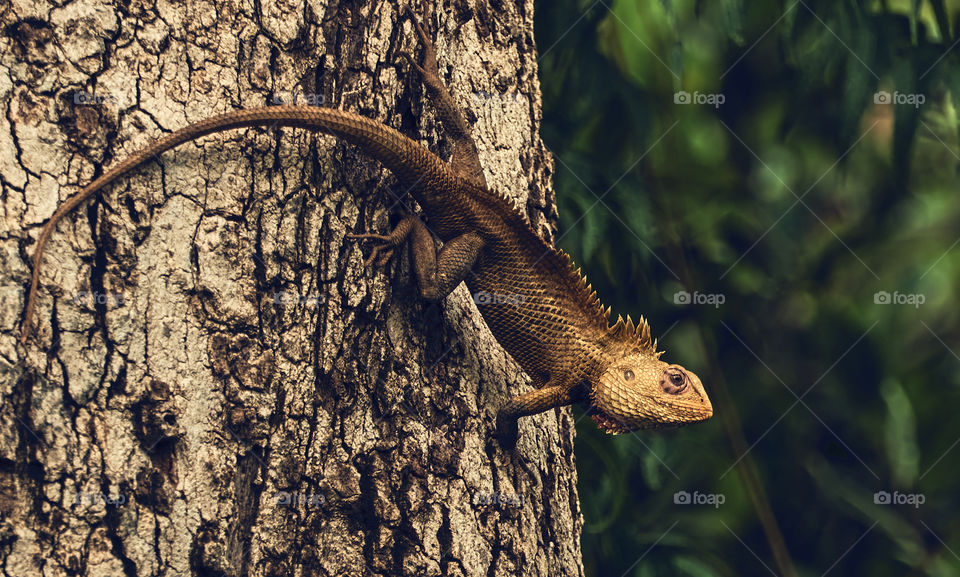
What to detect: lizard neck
<box><xmin>573</xmin><ymin>337</ymin><xmax>608</xmax><ymax>389</ymax></box>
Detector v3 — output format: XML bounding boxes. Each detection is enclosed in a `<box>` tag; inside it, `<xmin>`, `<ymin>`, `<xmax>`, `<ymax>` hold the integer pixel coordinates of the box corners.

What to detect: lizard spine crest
<box><xmin>608</xmin><ymin>314</ymin><xmax>659</xmax><ymax>354</ymax></box>
<box><xmin>553</xmin><ymin>247</ymin><xmax>657</xmax><ymax>352</ymax></box>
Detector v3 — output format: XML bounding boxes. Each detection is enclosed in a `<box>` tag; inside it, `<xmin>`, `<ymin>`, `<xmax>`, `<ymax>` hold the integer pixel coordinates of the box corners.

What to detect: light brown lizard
<box><xmin>19</xmin><ymin>9</ymin><xmax>712</xmax><ymax>446</ymax></box>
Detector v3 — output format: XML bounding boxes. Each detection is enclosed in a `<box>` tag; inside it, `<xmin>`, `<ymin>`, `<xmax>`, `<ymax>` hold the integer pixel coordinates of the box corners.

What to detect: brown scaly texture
<box><xmin>20</xmin><ymin>10</ymin><xmax>712</xmax><ymax>448</ymax></box>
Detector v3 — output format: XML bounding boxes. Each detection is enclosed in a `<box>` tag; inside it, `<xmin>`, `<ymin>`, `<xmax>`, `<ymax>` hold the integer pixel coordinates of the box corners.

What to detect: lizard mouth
<box><xmin>588</xmin><ymin>409</ymin><xmax>632</xmax><ymax>434</ymax></box>
<box><xmin>588</xmin><ymin>406</ymin><xmax>690</xmax><ymax>434</ymax></box>
<box><xmin>586</xmin><ymin>387</ymin><xmax>633</xmax><ymax>434</ymax></box>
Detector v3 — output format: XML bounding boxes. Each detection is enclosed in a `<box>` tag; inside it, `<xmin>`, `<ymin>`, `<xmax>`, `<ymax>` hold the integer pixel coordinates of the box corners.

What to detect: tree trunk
<box><xmin>0</xmin><ymin>2</ymin><xmax>583</xmax><ymax>576</ymax></box>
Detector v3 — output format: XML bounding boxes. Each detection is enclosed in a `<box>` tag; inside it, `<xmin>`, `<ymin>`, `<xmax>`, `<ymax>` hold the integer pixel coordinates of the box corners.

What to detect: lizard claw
<box><xmin>346</xmin><ymin>232</ymin><xmax>398</xmax><ymax>268</ymax></box>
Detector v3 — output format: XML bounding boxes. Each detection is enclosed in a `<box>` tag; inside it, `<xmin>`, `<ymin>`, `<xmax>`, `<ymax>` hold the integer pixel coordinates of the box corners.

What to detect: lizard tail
<box><xmin>20</xmin><ymin>106</ymin><xmax>455</xmax><ymax>344</ymax></box>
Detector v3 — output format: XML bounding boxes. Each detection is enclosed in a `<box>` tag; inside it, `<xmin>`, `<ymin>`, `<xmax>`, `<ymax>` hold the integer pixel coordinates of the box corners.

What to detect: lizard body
<box><xmin>18</xmin><ymin>10</ymin><xmax>712</xmax><ymax>446</ymax></box>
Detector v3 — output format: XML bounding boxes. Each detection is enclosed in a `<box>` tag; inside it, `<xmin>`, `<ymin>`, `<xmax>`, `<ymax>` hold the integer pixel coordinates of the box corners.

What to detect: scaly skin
<box><xmin>19</xmin><ymin>9</ymin><xmax>712</xmax><ymax>447</ymax></box>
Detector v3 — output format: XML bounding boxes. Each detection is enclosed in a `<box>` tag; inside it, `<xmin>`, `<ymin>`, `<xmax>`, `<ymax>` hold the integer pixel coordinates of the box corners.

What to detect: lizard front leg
<box><xmin>348</xmin><ymin>215</ymin><xmax>485</xmax><ymax>301</ymax></box>
<box><xmin>401</xmin><ymin>7</ymin><xmax>487</xmax><ymax>188</ymax></box>
<box><xmin>496</xmin><ymin>385</ymin><xmax>575</xmax><ymax>449</ymax></box>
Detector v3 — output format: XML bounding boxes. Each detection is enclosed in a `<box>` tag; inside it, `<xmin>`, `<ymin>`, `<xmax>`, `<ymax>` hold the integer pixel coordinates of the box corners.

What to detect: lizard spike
<box><xmin>585</xmin><ymin>289</ymin><xmax>597</xmax><ymax>304</ymax></box>
<box><xmin>493</xmin><ymin>190</ymin><xmax>531</xmax><ymax>226</ymax></box>
<box><xmin>625</xmin><ymin>315</ymin><xmax>636</xmax><ymax>336</ymax></box>
<box><xmin>495</xmin><ymin>215</ymin><xmax>626</xmax><ymax>337</ymax></box>
<box><xmin>607</xmin><ymin>312</ymin><xmax>656</xmax><ymax>351</ymax></box>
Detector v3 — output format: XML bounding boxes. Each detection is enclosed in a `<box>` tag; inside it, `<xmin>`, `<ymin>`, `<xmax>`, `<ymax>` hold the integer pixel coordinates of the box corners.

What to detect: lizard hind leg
<box><xmin>400</xmin><ymin>7</ymin><xmax>487</xmax><ymax>188</ymax></box>
<box><xmin>348</xmin><ymin>214</ymin><xmax>485</xmax><ymax>301</ymax></box>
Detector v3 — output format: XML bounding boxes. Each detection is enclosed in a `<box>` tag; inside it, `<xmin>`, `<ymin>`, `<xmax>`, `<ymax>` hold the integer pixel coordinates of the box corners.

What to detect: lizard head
<box><xmin>588</xmin><ymin>315</ymin><xmax>713</xmax><ymax>433</ymax></box>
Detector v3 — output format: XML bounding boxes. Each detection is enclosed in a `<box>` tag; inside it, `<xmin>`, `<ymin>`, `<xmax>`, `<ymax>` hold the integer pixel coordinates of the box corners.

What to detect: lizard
<box><xmin>16</xmin><ymin>9</ymin><xmax>712</xmax><ymax>447</ymax></box>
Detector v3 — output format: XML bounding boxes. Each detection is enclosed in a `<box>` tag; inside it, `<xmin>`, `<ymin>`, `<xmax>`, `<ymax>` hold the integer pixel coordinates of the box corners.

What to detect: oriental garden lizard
<box><xmin>17</xmin><ymin>9</ymin><xmax>713</xmax><ymax>447</ymax></box>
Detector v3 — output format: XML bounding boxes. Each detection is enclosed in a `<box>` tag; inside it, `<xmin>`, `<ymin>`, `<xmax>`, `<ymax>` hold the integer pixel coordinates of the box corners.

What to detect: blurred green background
<box><xmin>533</xmin><ymin>0</ymin><xmax>960</xmax><ymax>575</ymax></box>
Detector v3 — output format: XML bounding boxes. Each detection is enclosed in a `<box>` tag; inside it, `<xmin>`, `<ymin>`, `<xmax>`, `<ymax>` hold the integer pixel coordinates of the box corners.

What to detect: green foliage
<box><xmin>535</xmin><ymin>0</ymin><xmax>960</xmax><ymax>575</ymax></box>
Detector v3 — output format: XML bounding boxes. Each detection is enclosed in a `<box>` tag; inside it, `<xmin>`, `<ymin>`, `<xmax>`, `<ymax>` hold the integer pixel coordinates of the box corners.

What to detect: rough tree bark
<box><xmin>0</xmin><ymin>1</ymin><xmax>584</xmax><ymax>576</ymax></box>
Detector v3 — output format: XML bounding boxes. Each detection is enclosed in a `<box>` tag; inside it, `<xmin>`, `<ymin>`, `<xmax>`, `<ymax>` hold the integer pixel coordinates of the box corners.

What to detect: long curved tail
<box><xmin>20</xmin><ymin>106</ymin><xmax>454</xmax><ymax>344</ymax></box>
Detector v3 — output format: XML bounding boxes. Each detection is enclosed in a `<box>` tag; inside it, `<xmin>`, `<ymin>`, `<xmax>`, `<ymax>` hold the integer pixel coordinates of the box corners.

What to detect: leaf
<box><xmin>929</xmin><ymin>0</ymin><xmax>951</xmax><ymax>41</ymax></box>
<box><xmin>639</xmin><ymin>434</ymin><xmax>667</xmax><ymax>489</ymax></box>
<box><xmin>673</xmin><ymin>555</ymin><xmax>721</xmax><ymax>577</ymax></box>
<box><xmin>881</xmin><ymin>378</ymin><xmax>919</xmax><ymax>487</ymax></box>
<box><xmin>722</xmin><ymin>0</ymin><xmax>745</xmax><ymax>45</ymax></box>
<box><xmin>911</xmin><ymin>0</ymin><xmax>922</xmax><ymax>44</ymax></box>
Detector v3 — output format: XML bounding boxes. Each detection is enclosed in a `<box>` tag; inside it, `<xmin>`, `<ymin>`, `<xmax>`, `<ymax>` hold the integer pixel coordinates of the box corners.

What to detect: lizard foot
<box><xmin>399</xmin><ymin>6</ymin><xmax>445</xmax><ymax>93</ymax></box>
<box><xmin>346</xmin><ymin>232</ymin><xmax>397</xmax><ymax>267</ymax></box>
<box><xmin>347</xmin><ymin>215</ymin><xmax>418</xmax><ymax>268</ymax></box>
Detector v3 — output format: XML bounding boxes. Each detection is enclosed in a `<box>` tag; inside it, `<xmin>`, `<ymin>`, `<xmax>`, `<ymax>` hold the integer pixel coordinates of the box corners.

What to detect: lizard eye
<box><xmin>660</xmin><ymin>368</ymin><xmax>687</xmax><ymax>394</ymax></box>
<box><xmin>623</xmin><ymin>369</ymin><xmax>635</xmax><ymax>381</ymax></box>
